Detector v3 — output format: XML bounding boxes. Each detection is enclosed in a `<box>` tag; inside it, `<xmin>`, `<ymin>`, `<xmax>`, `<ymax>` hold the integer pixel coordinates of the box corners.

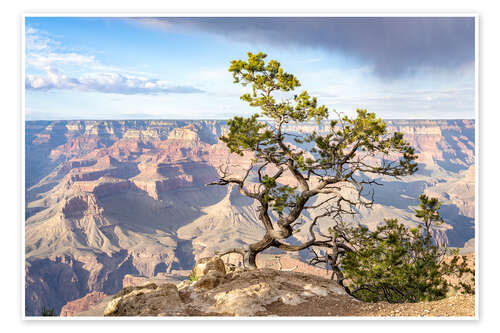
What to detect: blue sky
<box><xmin>25</xmin><ymin>16</ymin><xmax>475</xmax><ymax>120</ymax></box>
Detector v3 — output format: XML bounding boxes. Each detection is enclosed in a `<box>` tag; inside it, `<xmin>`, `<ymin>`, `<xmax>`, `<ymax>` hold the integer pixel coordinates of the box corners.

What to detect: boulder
<box><xmin>191</xmin><ymin>256</ymin><xmax>226</xmax><ymax>280</ymax></box>
<box><xmin>193</xmin><ymin>271</ymin><xmax>225</xmax><ymax>290</ymax></box>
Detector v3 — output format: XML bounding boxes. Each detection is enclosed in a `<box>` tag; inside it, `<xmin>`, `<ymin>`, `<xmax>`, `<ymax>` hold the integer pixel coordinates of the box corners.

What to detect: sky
<box><xmin>25</xmin><ymin>16</ymin><xmax>476</xmax><ymax>120</ymax></box>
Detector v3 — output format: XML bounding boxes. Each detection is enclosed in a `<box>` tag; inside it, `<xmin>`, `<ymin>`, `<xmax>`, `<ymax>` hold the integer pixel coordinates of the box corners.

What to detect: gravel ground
<box><xmin>354</xmin><ymin>294</ymin><xmax>475</xmax><ymax>317</ymax></box>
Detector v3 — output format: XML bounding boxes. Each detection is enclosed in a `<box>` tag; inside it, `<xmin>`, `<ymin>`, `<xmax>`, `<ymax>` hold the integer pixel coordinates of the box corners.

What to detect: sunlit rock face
<box><xmin>25</xmin><ymin>119</ymin><xmax>475</xmax><ymax>316</ymax></box>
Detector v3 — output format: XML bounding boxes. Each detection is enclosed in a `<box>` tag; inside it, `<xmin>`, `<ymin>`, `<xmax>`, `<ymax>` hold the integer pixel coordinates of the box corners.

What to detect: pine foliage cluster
<box><xmin>335</xmin><ymin>195</ymin><xmax>475</xmax><ymax>303</ymax></box>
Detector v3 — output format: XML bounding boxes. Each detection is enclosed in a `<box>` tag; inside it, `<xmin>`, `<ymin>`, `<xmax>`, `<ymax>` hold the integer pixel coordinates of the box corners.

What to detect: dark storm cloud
<box><xmin>136</xmin><ymin>17</ymin><xmax>475</xmax><ymax>78</ymax></box>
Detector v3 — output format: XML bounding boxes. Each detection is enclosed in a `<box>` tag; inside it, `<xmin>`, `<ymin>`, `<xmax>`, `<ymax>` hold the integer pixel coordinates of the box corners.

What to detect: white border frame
<box><xmin>20</xmin><ymin>13</ymin><xmax>479</xmax><ymax>321</ymax></box>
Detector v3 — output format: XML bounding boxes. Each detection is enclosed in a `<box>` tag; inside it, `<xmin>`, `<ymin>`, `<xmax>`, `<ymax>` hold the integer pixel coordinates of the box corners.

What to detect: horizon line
<box><xmin>25</xmin><ymin>118</ymin><xmax>476</xmax><ymax>122</ymax></box>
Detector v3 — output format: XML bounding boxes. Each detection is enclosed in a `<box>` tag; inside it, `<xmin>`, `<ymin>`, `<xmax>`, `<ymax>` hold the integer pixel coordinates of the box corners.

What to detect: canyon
<box><xmin>24</xmin><ymin>119</ymin><xmax>475</xmax><ymax>316</ymax></box>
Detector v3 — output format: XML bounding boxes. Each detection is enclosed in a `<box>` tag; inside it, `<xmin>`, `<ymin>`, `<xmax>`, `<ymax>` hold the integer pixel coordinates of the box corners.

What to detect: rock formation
<box><xmin>102</xmin><ymin>268</ymin><xmax>350</xmax><ymax>317</ymax></box>
<box><xmin>60</xmin><ymin>291</ymin><xmax>109</xmax><ymax>317</ymax></box>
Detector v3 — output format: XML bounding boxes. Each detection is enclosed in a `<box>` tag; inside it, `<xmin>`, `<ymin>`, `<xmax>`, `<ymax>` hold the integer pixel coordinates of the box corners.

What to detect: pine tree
<box><xmin>210</xmin><ymin>52</ymin><xmax>418</xmax><ymax>269</ymax></box>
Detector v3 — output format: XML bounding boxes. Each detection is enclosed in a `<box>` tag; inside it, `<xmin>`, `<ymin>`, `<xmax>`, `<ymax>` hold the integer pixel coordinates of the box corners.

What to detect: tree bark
<box><xmin>247</xmin><ymin>234</ymin><xmax>274</xmax><ymax>268</ymax></box>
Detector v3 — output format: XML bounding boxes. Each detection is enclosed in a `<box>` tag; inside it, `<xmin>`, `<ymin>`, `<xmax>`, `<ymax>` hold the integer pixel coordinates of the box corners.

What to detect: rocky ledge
<box><xmin>72</xmin><ymin>256</ymin><xmax>474</xmax><ymax>318</ymax></box>
<box><xmin>76</xmin><ymin>257</ymin><xmax>354</xmax><ymax>317</ymax></box>
<box><xmin>102</xmin><ymin>271</ymin><xmax>351</xmax><ymax>316</ymax></box>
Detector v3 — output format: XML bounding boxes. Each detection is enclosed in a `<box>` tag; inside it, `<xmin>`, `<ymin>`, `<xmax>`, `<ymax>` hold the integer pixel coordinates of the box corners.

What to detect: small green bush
<box><xmin>337</xmin><ymin>195</ymin><xmax>474</xmax><ymax>303</ymax></box>
<box><xmin>188</xmin><ymin>272</ymin><xmax>199</xmax><ymax>282</ymax></box>
<box><xmin>41</xmin><ymin>307</ymin><xmax>55</xmax><ymax>316</ymax></box>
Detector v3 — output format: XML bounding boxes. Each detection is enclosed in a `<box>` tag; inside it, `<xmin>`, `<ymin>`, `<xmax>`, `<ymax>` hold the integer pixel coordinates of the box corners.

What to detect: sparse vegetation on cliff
<box><xmin>41</xmin><ymin>307</ymin><xmax>55</xmax><ymax>316</ymax></box>
<box><xmin>335</xmin><ymin>195</ymin><xmax>475</xmax><ymax>303</ymax></box>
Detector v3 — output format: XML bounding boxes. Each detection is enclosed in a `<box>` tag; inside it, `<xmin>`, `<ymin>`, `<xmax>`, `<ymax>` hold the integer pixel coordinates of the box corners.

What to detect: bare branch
<box><xmin>216</xmin><ymin>247</ymin><xmax>249</xmax><ymax>269</ymax></box>
<box><xmin>303</xmin><ymin>196</ymin><xmax>338</xmax><ymax>209</ymax></box>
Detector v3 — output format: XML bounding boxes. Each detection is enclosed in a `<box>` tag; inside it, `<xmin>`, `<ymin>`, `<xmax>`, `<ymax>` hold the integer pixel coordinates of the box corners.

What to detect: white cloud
<box><xmin>26</xmin><ymin>27</ymin><xmax>96</xmax><ymax>71</ymax></box>
<box><xmin>26</xmin><ymin>68</ymin><xmax>204</xmax><ymax>95</ymax></box>
<box><xmin>25</xmin><ymin>28</ymin><xmax>203</xmax><ymax>96</ymax></box>
<box><xmin>28</xmin><ymin>52</ymin><xmax>96</xmax><ymax>68</ymax></box>
<box><xmin>297</xmin><ymin>63</ymin><xmax>475</xmax><ymax>118</ymax></box>
<box><xmin>25</xmin><ymin>26</ymin><xmax>58</xmax><ymax>51</ymax></box>
<box><xmin>127</xmin><ymin>17</ymin><xmax>176</xmax><ymax>31</ymax></box>
<box><xmin>301</xmin><ymin>58</ymin><xmax>322</xmax><ymax>64</ymax></box>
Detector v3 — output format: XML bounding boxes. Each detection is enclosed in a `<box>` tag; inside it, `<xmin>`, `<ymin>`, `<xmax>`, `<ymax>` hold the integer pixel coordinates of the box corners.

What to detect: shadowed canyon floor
<box><xmin>25</xmin><ymin>119</ymin><xmax>475</xmax><ymax>316</ymax></box>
